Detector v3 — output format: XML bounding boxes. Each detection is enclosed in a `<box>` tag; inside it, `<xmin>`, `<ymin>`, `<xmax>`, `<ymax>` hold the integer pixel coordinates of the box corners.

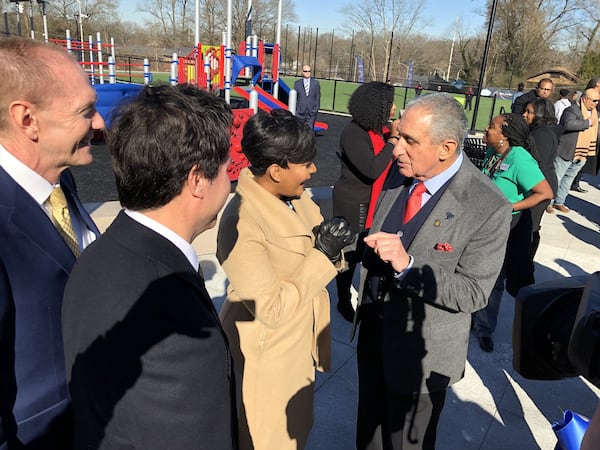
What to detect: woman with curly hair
<box><xmin>472</xmin><ymin>113</ymin><xmax>552</xmax><ymax>352</ymax></box>
<box><xmin>332</xmin><ymin>81</ymin><xmax>401</xmax><ymax>322</ymax></box>
<box><xmin>522</xmin><ymin>98</ymin><xmax>563</xmax><ymax>259</ymax></box>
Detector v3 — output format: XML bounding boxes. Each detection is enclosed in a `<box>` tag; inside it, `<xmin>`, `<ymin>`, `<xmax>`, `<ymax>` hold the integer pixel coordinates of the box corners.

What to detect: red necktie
<box><xmin>404</xmin><ymin>182</ymin><xmax>427</xmax><ymax>224</ymax></box>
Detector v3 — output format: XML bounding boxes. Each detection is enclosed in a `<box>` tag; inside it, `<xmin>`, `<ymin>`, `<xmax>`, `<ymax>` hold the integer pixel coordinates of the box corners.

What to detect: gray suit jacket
<box><xmin>357</xmin><ymin>157</ymin><xmax>511</xmax><ymax>394</ymax></box>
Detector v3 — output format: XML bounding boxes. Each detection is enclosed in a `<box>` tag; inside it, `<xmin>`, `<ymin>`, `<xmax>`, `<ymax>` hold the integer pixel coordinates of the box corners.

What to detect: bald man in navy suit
<box><xmin>294</xmin><ymin>65</ymin><xmax>320</xmax><ymax>131</ymax></box>
<box><xmin>0</xmin><ymin>38</ymin><xmax>103</xmax><ymax>448</ymax></box>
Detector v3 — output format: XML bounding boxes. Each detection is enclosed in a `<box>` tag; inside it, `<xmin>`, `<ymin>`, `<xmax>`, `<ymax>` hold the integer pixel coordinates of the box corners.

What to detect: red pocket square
<box><xmin>434</xmin><ymin>242</ymin><xmax>453</xmax><ymax>252</ymax></box>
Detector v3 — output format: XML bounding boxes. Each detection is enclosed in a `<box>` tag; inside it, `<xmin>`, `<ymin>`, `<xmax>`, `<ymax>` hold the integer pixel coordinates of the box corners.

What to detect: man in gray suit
<box><xmin>294</xmin><ymin>65</ymin><xmax>320</xmax><ymax>131</ymax></box>
<box><xmin>354</xmin><ymin>94</ymin><xmax>512</xmax><ymax>449</ymax></box>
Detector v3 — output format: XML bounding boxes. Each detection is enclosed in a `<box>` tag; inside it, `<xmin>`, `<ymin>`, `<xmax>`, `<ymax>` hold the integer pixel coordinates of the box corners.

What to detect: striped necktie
<box><xmin>49</xmin><ymin>186</ymin><xmax>80</xmax><ymax>257</ymax></box>
<box><xmin>304</xmin><ymin>80</ymin><xmax>310</xmax><ymax>96</ymax></box>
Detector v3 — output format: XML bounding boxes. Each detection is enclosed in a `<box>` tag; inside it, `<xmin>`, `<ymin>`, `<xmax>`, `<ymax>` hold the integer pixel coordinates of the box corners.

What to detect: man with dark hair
<box><xmin>512</xmin><ymin>82</ymin><xmax>525</xmax><ymax>105</ymax></box>
<box><xmin>62</xmin><ymin>84</ymin><xmax>238</xmax><ymax>450</ymax></box>
<box><xmin>512</xmin><ymin>78</ymin><xmax>554</xmax><ymax>115</ymax></box>
<box><xmin>354</xmin><ymin>94</ymin><xmax>511</xmax><ymax>449</ymax></box>
<box><xmin>555</xmin><ymin>88</ymin><xmax>573</xmax><ymax>122</ymax></box>
<box><xmin>0</xmin><ymin>37</ymin><xmax>103</xmax><ymax>448</ymax></box>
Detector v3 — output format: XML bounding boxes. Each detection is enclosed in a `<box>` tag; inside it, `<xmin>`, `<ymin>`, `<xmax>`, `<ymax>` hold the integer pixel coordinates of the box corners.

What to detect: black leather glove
<box><xmin>313</xmin><ymin>217</ymin><xmax>353</xmax><ymax>263</ymax></box>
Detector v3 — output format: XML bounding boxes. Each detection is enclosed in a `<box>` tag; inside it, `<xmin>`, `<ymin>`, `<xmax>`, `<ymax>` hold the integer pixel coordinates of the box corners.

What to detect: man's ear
<box><xmin>267</xmin><ymin>164</ymin><xmax>282</xmax><ymax>182</ymax></box>
<box><xmin>9</xmin><ymin>101</ymin><xmax>39</xmax><ymax>140</ymax></box>
<box><xmin>439</xmin><ymin>139</ymin><xmax>458</xmax><ymax>161</ymax></box>
<box><xmin>188</xmin><ymin>165</ymin><xmax>205</xmax><ymax>199</ymax></box>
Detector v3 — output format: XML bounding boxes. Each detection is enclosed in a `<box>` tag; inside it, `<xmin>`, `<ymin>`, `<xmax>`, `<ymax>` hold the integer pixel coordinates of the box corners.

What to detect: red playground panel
<box><xmin>228</xmin><ymin>108</ymin><xmax>253</xmax><ymax>181</ymax></box>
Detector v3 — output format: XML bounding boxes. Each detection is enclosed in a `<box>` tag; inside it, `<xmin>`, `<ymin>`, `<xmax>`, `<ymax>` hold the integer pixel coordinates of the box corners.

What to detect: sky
<box><xmin>119</xmin><ymin>0</ymin><xmax>486</xmax><ymax>40</ymax></box>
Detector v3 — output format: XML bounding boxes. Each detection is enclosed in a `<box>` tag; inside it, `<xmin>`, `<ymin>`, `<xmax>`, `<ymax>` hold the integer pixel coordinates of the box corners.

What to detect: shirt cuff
<box><xmin>393</xmin><ymin>254</ymin><xmax>414</xmax><ymax>280</ymax></box>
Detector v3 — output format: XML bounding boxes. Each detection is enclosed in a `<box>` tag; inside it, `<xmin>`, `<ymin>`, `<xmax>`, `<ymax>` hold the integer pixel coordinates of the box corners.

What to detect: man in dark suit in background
<box><xmin>354</xmin><ymin>94</ymin><xmax>512</xmax><ymax>449</ymax></box>
<box><xmin>512</xmin><ymin>78</ymin><xmax>554</xmax><ymax>115</ymax></box>
<box><xmin>0</xmin><ymin>38</ymin><xmax>103</xmax><ymax>449</ymax></box>
<box><xmin>294</xmin><ymin>65</ymin><xmax>320</xmax><ymax>131</ymax></box>
<box><xmin>62</xmin><ymin>84</ymin><xmax>238</xmax><ymax>449</ymax></box>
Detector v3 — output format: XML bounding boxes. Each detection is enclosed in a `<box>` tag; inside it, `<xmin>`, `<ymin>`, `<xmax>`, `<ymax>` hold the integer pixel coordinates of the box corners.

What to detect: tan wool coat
<box><xmin>217</xmin><ymin>169</ymin><xmax>337</xmax><ymax>450</ymax></box>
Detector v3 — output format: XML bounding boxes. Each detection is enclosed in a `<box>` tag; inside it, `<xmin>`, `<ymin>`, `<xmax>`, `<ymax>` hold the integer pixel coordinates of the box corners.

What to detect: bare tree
<box><xmin>340</xmin><ymin>0</ymin><xmax>424</xmax><ymax>81</ymax></box>
<box><xmin>137</xmin><ymin>0</ymin><xmax>192</xmax><ymax>45</ymax></box>
<box><xmin>489</xmin><ymin>0</ymin><xmax>585</xmax><ymax>83</ymax></box>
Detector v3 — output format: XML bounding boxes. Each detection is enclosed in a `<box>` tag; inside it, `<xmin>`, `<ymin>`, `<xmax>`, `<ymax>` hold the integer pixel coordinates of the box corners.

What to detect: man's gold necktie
<box><xmin>49</xmin><ymin>186</ymin><xmax>80</xmax><ymax>257</ymax></box>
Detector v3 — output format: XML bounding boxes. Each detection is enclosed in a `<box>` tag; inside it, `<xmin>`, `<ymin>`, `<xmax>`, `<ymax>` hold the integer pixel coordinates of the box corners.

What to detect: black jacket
<box><xmin>63</xmin><ymin>212</ymin><xmax>237</xmax><ymax>450</ymax></box>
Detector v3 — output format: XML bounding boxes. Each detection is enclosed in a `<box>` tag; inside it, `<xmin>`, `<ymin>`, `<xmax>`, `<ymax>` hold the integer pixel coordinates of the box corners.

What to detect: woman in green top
<box><xmin>472</xmin><ymin>113</ymin><xmax>553</xmax><ymax>352</ymax></box>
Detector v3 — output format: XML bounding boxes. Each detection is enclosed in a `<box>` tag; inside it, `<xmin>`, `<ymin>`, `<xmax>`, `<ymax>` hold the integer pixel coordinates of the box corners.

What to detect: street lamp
<box><xmin>36</xmin><ymin>0</ymin><xmax>49</xmax><ymax>42</ymax></box>
<box><xmin>75</xmin><ymin>0</ymin><xmax>88</xmax><ymax>62</ymax></box>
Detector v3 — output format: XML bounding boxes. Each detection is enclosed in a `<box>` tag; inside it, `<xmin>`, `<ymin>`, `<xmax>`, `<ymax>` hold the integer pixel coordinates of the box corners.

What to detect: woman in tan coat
<box><xmin>217</xmin><ymin>110</ymin><xmax>352</xmax><ymax>450</ymax></box>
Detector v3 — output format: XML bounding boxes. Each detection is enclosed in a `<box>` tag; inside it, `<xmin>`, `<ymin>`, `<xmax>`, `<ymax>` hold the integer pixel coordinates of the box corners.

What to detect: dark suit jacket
<box><xmin>357</xmin><ymin>158</ymin><xmax>512</xmax><ymax>394</ymax></box>
<box><xmin>557</xmin><ymin>102</ymin><xmax>590</xmax><ymax>161</ymax></box>
<box><xmin>512</xmin><ymin>89</ymin><xmax>537</xmax><ymax>115</ymax></box>
<box><xmin>294</xmin><ymin>78</ymin><xmax>320</xmax><ymax>121</ymax></box>
<box><xmin>0</xmin><ymin>167</ymin><xmax>99</xmax><ymax>449</ymax></box>
<box><xmin>62</xmin><ymin>211</ymin><xmax>237</xmax><ymax>450</ymax></box>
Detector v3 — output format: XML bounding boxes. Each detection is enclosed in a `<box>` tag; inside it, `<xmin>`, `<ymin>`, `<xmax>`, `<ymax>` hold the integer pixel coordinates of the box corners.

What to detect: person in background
<box><xmin>512</xmin><ymin>82</ymin><xmax>525</xmax><ymax>106</ymax></box>
<box><xmin>294</xmin><ymin>65</ymin><xmax>321</xmax><ymax>131</ymax></box>
<box><xmin>573</xmin><ymin>77</ymin><xmax>600</xmax><ymax>192</ymax></box>
<box><xmin>551</xmin><ymin>88</ymin><xmax>599</xmax><ymax>213</ymax></box>
<box><xmin>0</xmin><ymin>37</ymin><xmax>103</xmax><ymax>448</ymax></box>
<box><xmin>554</xmin><ymin>88</ymin><xmax>573</xmax><ymax>122</ymax></box>
<box><xmin>62</xmin><ymin>84</ymin><xmax>238</xmax><ymax>449</ymax></box>
<box><xmin>512</xmin><ymin>78</ymin><xmax>554</xmax><ymax>115</ymax></box>
<box><xmin>522</xmin><ymin>98</ymin><xmax>563</xmax><ymax>262</ymax></box>
<box><xmin>332</xmin><ymin>81</ymin><xmax>401</xmax><ymax>322</ymax></box>
<box><xmin>354</xmin><ymin>94</ymin><xmax>512</xmax><ymax>449</ymax></box>
<box><xmin>217</xmin><ymin>109</ymin><xmax>352</xmax><ymax>450</ymax></box>
<box><xmin>464</xmin><ymin>86</ymin><xmax>474</xmax><ymax>110</ymax></box>
<box><xmin>473</xmin><ymin>114</ymin><xmax>553</xmax><ymax>353</ymax></box>
<box><xmin>415</xmin><ymin>82</ymin><xmax>424</xmax><ymax>96</ymax></box>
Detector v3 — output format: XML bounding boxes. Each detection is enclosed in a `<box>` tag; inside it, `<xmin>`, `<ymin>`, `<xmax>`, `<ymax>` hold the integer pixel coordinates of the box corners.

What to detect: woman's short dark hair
<box><xmin>242</xmin><ymin>109</ymin><xmax>317</xmax><ymax>176</ymax></box>
<box><xmin>348</xmin><ymin>81</ymin><xmax>395</xmax><ymax>131</ymax></box>
<box><xmin>528</xmin><ymin>98</ymin><xmax>557</xmax><ymax>128</ymax></box>
<box><xmin>500</xmin><ymin>113</ymin><xmax>540</xmax><ymax>161</ymax></box>
<box><xmin>108</xmin><ymin>83</ymin><xmax>232</xmax><ymax>210</ymax></box>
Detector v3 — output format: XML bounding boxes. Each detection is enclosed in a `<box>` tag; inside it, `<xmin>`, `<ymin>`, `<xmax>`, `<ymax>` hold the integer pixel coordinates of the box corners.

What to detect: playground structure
<box><xmin>49</xmin><ymin>0</ymin><xmax>326</xmax><ymax>182</ymax></box>
<box><xmin>176</xmin><ymin>35</ymin><xmax>329</xmax><ymax>131</ymax></box>
<box><xmin>173</xmin><ymin>34</ymin><xmax>327</xmax><ymax>180</ymax></box>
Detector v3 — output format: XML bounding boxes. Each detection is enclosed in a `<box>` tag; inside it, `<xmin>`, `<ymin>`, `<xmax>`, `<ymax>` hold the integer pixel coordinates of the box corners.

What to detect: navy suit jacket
<box><xmin>294</xmin><ymin>78</ymin><xmax>320</xmax><ymax>119</ymax></box>
<box><xmin>0</xmin><ymin>166</ymin><xmax>99</xmax><ymax>448</ymax></box>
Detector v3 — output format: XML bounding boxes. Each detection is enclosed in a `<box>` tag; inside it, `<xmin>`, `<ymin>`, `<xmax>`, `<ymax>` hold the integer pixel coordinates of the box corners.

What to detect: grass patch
<box><xmin>281</xmin><ymin>76</ymin><xmax>512</xmax><ymax>132</ymax></box>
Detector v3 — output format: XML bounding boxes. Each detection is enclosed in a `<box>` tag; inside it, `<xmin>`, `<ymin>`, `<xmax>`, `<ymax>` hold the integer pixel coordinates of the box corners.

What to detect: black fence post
<box><xmin>332</xmin><ymin>79</ymin><xmax>337</xmax><ymax>111</ymax></box>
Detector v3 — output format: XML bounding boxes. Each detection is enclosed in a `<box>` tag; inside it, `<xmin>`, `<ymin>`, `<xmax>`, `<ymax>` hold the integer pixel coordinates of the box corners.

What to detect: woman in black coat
<box><xmin>522</xmin><ymin>97</ymin><xmax>563</xmax><ymax>260</ymax></box>
<box><xmin>332</xmin><ymin>81</ymin><xmax>400</xmax><ymax>322</ymax></box>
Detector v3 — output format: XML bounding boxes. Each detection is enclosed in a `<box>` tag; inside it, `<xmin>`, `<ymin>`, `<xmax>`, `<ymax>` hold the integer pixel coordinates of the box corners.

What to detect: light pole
<box><xmin>77</xmin><ymin>0</ymin><xmax>84</xmax><ymax>43</ymax></box>
<box><xmin>36</xmin><ymin>0</ymin><xmax>48</xmax><ymax>42</ymax></box>
<box><xmin>75</xmin><ymin>0</ymin><xmax>88</xmax><ymax>63</ymax></box>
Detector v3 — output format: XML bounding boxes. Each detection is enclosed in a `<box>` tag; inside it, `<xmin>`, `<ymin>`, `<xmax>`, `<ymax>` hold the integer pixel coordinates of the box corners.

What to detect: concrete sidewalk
<box><xmin>87</xmin><ymin>174</ymin><xmax>600</xmax><ymax>450</ymax></box>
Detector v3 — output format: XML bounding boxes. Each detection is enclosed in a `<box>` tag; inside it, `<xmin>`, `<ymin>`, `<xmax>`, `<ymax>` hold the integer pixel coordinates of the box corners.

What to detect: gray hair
<box><xmin>405</xmin><ymin>93</ymin><xmax>467</xmax><ymax>150</ymax></box>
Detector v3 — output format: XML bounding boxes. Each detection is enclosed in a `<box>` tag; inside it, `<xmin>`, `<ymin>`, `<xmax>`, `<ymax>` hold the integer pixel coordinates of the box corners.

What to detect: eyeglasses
<box><xmin>302</xmin><ymin>70</ymin><xmax>311</xmax><ymax>73</ymax></box>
